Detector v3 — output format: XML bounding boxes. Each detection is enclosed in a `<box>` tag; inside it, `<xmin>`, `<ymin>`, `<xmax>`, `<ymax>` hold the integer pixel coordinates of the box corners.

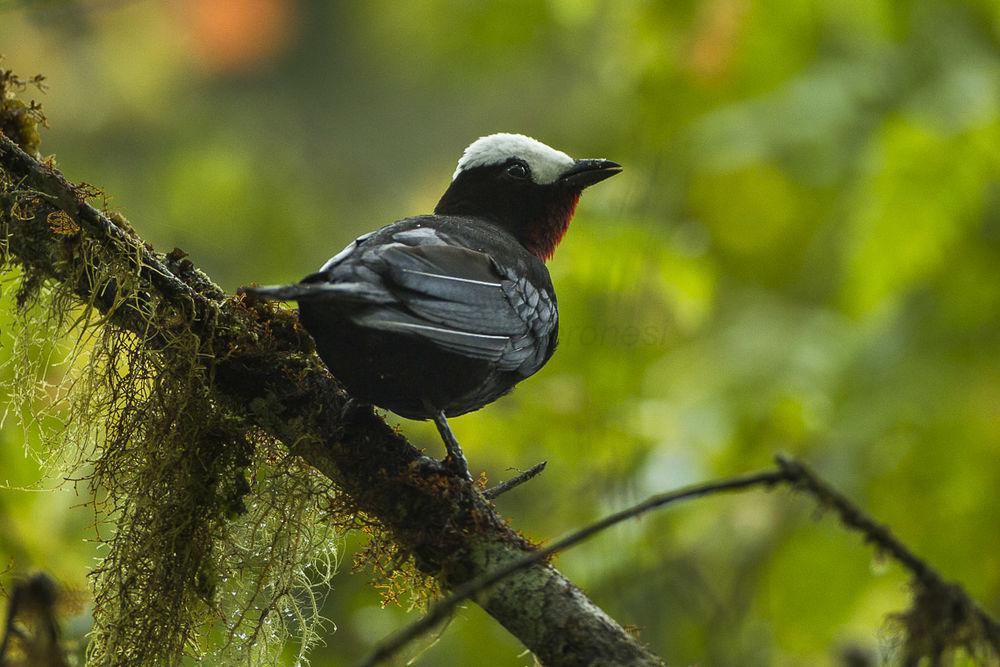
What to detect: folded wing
<box><xmin>353</xmin><ymin>242</ymin><xmax>555</xmax><ymax>373</ymax></box>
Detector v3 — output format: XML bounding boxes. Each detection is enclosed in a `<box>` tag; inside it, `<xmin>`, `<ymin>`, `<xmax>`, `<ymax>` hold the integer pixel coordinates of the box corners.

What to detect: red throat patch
<box><xmin>527</xmin><ymin>193</ymin><xmax>581</xmax><ymax>261</ymax></box>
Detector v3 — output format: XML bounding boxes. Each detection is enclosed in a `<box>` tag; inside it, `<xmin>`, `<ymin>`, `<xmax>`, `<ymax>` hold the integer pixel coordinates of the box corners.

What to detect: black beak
<box><xmin>559</xmin><ymin>159</ymin><xmax>622</xmax><ymax>188</ymax></box>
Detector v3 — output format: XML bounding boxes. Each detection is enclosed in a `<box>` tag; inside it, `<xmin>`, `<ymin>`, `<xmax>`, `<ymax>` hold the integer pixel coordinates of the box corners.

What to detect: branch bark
<box><xmin>0</xmin><ymin>132</ymin><xmax>662</xmax><ymax>664</ymax></box>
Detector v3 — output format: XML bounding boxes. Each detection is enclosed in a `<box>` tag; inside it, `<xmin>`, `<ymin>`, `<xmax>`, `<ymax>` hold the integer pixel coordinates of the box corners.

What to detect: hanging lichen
<box><xmin>0</xmin><ymin>64</ymin><xmax>350</xmax><ymax>665</ymax></box>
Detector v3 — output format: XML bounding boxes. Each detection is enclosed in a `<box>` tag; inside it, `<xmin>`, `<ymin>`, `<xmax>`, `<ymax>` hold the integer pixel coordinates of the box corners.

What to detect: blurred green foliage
<box><xmin>1</xmin><ymin>0</ymin><xmax>998</xmax><ymax>664</ymax></box>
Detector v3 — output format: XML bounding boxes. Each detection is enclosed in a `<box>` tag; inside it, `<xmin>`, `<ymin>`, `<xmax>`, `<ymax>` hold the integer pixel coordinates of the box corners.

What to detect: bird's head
<box><xmin>435</xmin><ymin>133</ymin><xmax>621</xmax><ymax>261</ymax></box>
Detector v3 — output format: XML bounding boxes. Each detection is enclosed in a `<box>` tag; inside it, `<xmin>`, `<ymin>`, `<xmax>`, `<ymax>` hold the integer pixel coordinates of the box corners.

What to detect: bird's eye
<box><xmin>506</xmin><ymin>163</ymin><xmax>529</xmax><ymax>179</ymax></box>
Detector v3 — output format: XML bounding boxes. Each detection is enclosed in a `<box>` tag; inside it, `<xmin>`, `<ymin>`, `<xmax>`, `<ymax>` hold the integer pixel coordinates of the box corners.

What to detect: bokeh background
<box><xmin>1</xmin><ymin>0</ymin><xmax>998</xmax><ymax>664</ymax></box>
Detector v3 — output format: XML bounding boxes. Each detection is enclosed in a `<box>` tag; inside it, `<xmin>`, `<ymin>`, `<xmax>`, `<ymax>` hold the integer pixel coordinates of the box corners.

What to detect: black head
<box><xmin>434</xmin><ymin>133</ymin><xmax>621</xmax><ymax>261</ymax></box>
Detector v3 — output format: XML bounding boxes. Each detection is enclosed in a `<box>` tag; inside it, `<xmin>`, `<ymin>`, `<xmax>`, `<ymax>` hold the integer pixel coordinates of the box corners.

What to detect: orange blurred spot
<box><xmin>685</xmin><ymin>0</ymin><xmax>748</xmax><ymax>84</ymax></box>
<box><xmin>175</xmin><ymin>0</ymin><xmax>297</xmax><ymax>72</ymax></box>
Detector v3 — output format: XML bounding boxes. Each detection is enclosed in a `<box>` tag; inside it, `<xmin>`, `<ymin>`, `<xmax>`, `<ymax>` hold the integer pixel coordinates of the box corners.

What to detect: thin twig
<box><xmin>483</xmin><ymin>461</ymin><xmax>547</xmax><ymax>499</ymax></box>
<box><xmin>364</xmin><ymin>455</ymin><xmax>1000</xmax><ymax>666</ymax></box>
<box><xmin>361</xmin><ymin>468</ymin><xmax>791</xmax><ymax>667</ymax></box>
<box><xmin>774</xmin><ymin>455</ymin><xmax>1000</xmax><ymax>654</ymax></box>
<box><xmin>776</xmin><ymin>456</ymin><xmax>937</xmax><ymax>584</ymax></box>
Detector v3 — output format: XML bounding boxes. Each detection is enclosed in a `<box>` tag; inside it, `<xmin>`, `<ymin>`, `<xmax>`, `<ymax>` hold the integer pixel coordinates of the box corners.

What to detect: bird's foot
<box><xmin>443</xmin><ymin>452</ymin><xmax>473</xmax><ymax>482</ymax></box>
<box><xmin>414</xmin><ymin>451</ymin><xmax>472</xmax><ymax>481</ymax></box>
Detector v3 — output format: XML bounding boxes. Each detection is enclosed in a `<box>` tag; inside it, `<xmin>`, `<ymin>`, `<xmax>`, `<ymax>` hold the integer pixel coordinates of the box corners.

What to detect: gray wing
<box><xmin>353</xmin><ymin>242</ymin><xmax>556</xmax><ymax>374</ymax></box>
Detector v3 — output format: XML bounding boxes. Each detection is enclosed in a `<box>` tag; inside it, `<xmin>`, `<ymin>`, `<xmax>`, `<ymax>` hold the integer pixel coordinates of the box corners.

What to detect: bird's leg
<box><xmin>432</xmin><ymin>411</ymin><xmax>472</xmax><ymax>481</ymax></box>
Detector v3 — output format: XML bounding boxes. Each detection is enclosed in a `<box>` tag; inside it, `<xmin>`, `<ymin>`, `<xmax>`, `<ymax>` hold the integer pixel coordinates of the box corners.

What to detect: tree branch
<box><xmin>0</xmin><ymin>130</ymin><xmax>662</xmax><ymax>664</ymax></box>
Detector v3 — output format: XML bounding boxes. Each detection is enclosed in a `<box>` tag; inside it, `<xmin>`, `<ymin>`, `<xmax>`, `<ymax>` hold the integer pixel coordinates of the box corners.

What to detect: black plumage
<box><xmin>240</xmin><ymin>133</ymin><xmax>620</xmax><ymax>478</ymax></box>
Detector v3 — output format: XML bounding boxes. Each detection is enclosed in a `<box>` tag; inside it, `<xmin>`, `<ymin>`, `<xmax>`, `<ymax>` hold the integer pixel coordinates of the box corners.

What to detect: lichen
<box><xmin>1</xmin><ymin>69</ymin><xmax>348</xmax><ymax>665</ymax></box>
<box><xmin>889</xmin><ymin>581</ymin><xmax>1000</xmax><ymax>666</ymax></box>
<box><xmin>0</xmin><ymin>61</ymin><xmax>46</xmax><ymax>157</ymax></box>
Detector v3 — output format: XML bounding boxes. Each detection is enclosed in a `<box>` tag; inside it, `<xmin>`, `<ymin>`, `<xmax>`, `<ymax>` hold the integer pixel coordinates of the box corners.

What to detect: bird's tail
<box><xmin>238</xmin><ymin>282</ymin><xmax>389</xmax><ymax>303</ymax></box>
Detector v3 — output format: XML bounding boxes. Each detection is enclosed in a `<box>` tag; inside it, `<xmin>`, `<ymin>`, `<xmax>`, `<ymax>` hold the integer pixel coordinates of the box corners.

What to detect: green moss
<box><xmin>354</xmin><ymin>523</ymin><xmax>440</xmax><ymax>611</ymax></box>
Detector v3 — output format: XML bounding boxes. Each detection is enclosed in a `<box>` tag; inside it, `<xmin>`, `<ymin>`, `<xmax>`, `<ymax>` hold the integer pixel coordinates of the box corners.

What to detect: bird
<box><xmin>239</xmin><ymin>133</ymin><xmax>621</xmax><ymax>480</ymax></box>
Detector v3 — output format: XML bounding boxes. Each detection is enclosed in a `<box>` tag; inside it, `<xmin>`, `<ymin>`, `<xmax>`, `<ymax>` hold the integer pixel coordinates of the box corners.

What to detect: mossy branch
<box><xmin>0</xmin><ymin>96</ymin><xmax>661</xmax><ymax>666</ymax></box>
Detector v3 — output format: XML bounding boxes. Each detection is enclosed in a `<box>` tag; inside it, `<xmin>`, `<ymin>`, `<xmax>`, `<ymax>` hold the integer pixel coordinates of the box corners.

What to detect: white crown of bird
<box><xmin>454</xmin><ymin>133</ymin><xmax>575</xmax><ymax>185</ymax></box>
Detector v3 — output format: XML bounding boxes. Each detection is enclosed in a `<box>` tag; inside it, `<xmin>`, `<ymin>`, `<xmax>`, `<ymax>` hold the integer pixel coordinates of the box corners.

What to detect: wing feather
<box><xmin>357</xmin><ymin>243</ymin><xmax>551</xmax><ymax>368</ymax></box>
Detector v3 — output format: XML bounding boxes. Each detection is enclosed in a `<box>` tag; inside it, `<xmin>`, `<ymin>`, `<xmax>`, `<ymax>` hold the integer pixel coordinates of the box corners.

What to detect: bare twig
<box><xmin>774</xmin><ymin>456</ymin><xmax>1000</xmax><ymax>658</ymax></box>
<box><xmin>362</xmin><ymin>468</ymin><xmax>790</xmax><ymax>666</ymax></box>
<box><xmin>483</xmin><ymin>461</ymin><xmax>547</xmax><ymax>499</ymax></box>
<box><xmin>776</xmin><ymin>456</ymin><xmax>936</xmax><ymax>583</ymax></box>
